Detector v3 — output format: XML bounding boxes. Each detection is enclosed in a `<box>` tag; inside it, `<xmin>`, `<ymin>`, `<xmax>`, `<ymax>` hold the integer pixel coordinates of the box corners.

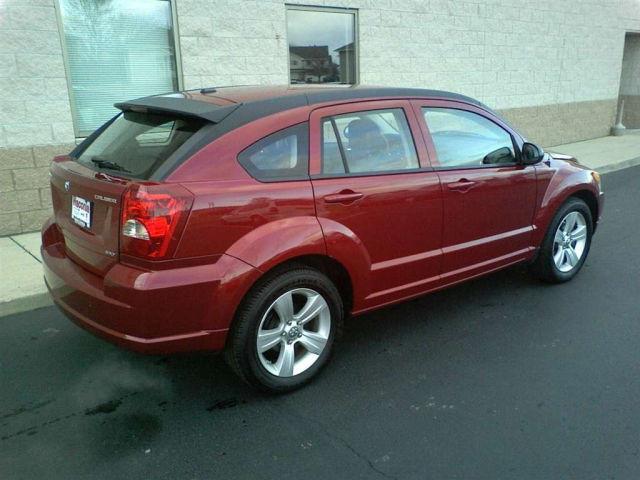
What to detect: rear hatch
<box><xmin>50</xmin><ymin>109</ymin><xmax>208</xmax><ymax>276</ymax></box>
<box><xmin>51</xmin><ymin>160</ymin><xmax>130</xmax><ymax>276</ymax></box>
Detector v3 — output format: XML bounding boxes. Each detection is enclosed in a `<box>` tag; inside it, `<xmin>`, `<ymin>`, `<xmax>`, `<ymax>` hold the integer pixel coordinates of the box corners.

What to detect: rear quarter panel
<box><xmin>168</xmin><ymin>106</ymin><xmax>330</xmax><ymax>282</ymax></box>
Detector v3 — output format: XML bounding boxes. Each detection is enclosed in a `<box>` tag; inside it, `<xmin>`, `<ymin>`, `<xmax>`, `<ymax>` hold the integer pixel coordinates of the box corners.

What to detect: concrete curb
<box><xmin>595</xmin><ymin>156</ymin><xmax>640</xmax><ymax>174</ymax></box>
<box><xmin>0</xmin><ymin>292</ymin><xmax>53</xmax><ymax>318</ymax></box>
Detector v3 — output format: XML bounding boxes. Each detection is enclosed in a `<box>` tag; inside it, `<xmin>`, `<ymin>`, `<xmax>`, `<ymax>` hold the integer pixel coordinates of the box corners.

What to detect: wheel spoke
<box><xmin>553</xmin><ymin>246</ymin><xmax>564</xmax><ymax>265</ymax></box>
<box><xmin>554</xmin><ymin>228</ymin><xmax>564</xmax><ymax>245</ymax></box>
<box><xmin>275</xmin><ymin>342</ymin><xmax>295</xmax><ymax>377</ymax></box>
<box><xmin>563</xmin><ymin>212</ymin><xmax>577</xmax><ymax>233</ymax></box>
<box><xmin>565</xmin><ymin>247</ymin><xmax>579</xmax><ymax>267</ymax></box>
<box><xmin>257</xmin><ymin>328</ymin><xmax>283</xmax><ymax>353</ymax></box>
<box><xmin>299</xmin><ymin>330</ymin><xmax>328</xmax><ymax>355</ymax></box>
<box><xmin>294</xmin><ymin>294</ymin><xmax>327</xmax><ymax>325</ymax></box>
<box><xmin>273</xmin><ymin>291</ymin><xmax>294</xmax><ymax>321</ymax></box>
<box><xmin>571</xmin><ymin>225</ymin><xmax>587</xmax><ymax>241</ymax></box>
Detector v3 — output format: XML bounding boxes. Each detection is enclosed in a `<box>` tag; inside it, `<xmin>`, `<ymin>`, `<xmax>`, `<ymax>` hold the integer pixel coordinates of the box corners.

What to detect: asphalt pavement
<box><xmin>1</xmin><ymin>166</ymin><xmax>639</xmax><ymax>480</ymax></box>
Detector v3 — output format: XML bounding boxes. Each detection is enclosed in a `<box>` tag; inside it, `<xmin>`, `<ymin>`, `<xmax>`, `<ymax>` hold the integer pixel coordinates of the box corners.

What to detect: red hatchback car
<box><xmin>42</xmin><ymin>86</ymin><xmax>603</xmax><ymax>392</ymax></box>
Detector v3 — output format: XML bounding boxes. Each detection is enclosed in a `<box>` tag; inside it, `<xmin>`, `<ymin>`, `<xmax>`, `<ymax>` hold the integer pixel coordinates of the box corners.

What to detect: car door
<box><xmin>309</xmin><ymin>100</ymin><xmax>443</xmax><ymax>311</ymax></box>
<box><xmin>412</xmin><ymin>100</ymin><xmax>537</xmax><ymax>282</ymax></box>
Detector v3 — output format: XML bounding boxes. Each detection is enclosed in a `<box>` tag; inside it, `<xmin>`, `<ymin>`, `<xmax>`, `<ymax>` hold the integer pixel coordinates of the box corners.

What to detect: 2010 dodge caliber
<box><xmin>42</xmin><ymin>86</ymin><xmax>604</xmax><ymax>392</ymax></box>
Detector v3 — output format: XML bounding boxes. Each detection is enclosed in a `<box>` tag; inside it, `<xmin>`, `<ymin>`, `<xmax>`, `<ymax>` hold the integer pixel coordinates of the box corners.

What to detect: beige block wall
<box><xmin>0</xmin><ymin>1</ymin><xmax>75</xmax><ymax>148</ymax></box>
<box><xmin>0</xmin><ymin>144</ymin><xmax>74</xmax><ymax>236</ymax></box>
<box><xmin>499</xmin><ymin>99</ymin><xmax>618</xmax><ymax>147</ymax></box>
<box><xmin>0</xmin><ymin>1</ymin><xmax>76</xmax><ymax>235</ymax></box>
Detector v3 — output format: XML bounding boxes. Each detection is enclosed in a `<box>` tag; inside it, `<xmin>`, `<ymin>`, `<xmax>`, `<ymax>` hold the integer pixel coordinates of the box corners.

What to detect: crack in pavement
<box><xmin>287</xmin><ymin>408</ymin><xmax>398</xmax><ymax>480</ymax></box>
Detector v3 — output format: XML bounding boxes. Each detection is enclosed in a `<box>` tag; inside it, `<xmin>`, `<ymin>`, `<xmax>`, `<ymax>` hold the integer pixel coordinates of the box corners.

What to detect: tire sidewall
<box><xmin>544</xmin><ymin>199</ymin><xmax>593</xmax><ymax>282</ymax></box>
<box><xmin>239</xmin><ymin>269</ymin><xmax>342</xmax><ymax>392</ymax></box>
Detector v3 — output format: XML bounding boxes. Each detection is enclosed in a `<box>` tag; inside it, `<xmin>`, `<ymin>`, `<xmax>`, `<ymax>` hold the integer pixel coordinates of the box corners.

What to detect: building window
<box><xmin>58</xmin><ymin>0</ymin><xmax>180</xmax><ymax>137</ymax></box>
<box><xmin>286</xmin><ymin>6</ymin><xmax>357</xmax><ymax>85</ymax></box>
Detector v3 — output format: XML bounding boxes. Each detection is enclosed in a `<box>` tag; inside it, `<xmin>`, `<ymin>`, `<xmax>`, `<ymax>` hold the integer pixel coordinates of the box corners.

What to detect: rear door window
<box><xmin>321</xmin><ymin>108</ymin><xmax>419</xmax><ymax>175</ymax></box>
<box><xmin>75</xmin><ymin>111</ymin><xmax>205</xmax><ymax>179</ymax></box>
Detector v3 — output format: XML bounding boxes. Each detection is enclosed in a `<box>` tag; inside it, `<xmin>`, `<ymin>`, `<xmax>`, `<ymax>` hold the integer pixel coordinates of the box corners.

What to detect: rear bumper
<box><xmin>42</xmin><ymin>226</ymin><xmax>260</xmax><ymax>355</ymax></box>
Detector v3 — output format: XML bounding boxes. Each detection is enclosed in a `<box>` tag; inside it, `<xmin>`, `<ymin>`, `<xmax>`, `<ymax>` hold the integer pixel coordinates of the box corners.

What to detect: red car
<box><xmin>42</xmin><ymin>86</ymin><xmax>603</xmax><ymax>392</ymax></box>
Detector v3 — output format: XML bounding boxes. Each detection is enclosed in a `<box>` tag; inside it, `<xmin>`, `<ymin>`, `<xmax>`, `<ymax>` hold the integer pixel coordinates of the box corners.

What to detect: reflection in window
<box><xmin>76</xmin><ymin>112</ymin><xmax>203</xmax><ymax>179</ymax></box>
<box><xmin>59</xmin><ymin>0</ymin><xmax>179</xmax><ymax>136</ymax></box>
<box><xmin>286</xmin><ymin>7</ymin><xmax>357</xmax><ymax>85</ymax></box>
<box><xmin>238</xmin><ymin>124</ymin><xmax>309</xmax><ymax>181</ymax></box>
<box><xmin>423</xmin><ymin>108</ymin><xmax>516</xmax><ymax>168</ymax></box>
<box><xmin>322</xmin><ymin>109</ymin><xmax>419</xmax><ymax>174</ymax></box>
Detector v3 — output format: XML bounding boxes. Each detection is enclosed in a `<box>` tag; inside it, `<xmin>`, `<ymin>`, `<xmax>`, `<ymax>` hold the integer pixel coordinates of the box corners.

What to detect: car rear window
<box><xmin>75</xmin><ymin>111</ymin><xmax>205</xmax><ymax>179</ymax></box>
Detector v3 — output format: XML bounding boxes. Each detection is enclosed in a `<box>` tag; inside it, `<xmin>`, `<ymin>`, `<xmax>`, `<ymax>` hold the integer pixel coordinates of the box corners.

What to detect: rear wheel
<box><xmin>530</xmin><ymin>197</ymin><xmax>593</xmax><ymax>283</ymax></box>
<box><xmin>225</xmin><ymin>266</ymin><xmax>343</xmax><ymax>393</ymax></box>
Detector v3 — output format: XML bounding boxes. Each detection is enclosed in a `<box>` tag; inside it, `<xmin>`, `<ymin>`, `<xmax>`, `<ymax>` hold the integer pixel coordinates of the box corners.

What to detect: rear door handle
<box><xmin>324</xmin><ymin>190</ymin><xmax>364</xmax><ymax>205</ymax></box>
<box><xmin>447</xmin><ymin>179</ymin><xmax>476</xmax><ymax>193</ymax></box>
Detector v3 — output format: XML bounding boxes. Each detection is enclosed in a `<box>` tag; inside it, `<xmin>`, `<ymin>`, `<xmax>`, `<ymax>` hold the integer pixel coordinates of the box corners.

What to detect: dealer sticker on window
<box><xmin>71</xmin><ymin>196</ymin><xmax>92</xmax><ymax>229</ymax></box>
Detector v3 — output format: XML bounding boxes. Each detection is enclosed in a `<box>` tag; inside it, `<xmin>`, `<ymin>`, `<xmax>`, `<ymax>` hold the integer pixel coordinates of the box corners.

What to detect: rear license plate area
<box><xmin>71</xmin><ymin>196</ymin><xmax>92</xmax><ymax>229</ymax></box>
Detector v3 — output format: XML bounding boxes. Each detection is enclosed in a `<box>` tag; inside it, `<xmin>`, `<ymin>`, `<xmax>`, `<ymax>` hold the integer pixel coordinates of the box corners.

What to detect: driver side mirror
<box><xmin>521</xmin><ymin>142</ymin><xmax>544</xmax><ymax>165</ymax></box>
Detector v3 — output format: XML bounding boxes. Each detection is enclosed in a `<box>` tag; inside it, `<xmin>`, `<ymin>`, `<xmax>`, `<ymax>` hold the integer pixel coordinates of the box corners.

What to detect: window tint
<box><xmin>286</xmin><ymin>7</ymin><xmax>357</xmax><ymax>85</ymax></box>
<box><xmin>238</xmin><ymin>124</ymin><xmax>309</xmax><ymax>181</ymax></box>
<box><xmin>76</xmin><ymin>112</ymin><xmax>204</xmax><ymax>180</ymax></box>
<box><xmin>423</xmin><ymin>108</ymin><xmax>516</xmax><ymax>168</ymax></box>
<box><xmin>322</xmin><ymin>109</ymin><xmax>419</xmax><ymax>175</ymax></box>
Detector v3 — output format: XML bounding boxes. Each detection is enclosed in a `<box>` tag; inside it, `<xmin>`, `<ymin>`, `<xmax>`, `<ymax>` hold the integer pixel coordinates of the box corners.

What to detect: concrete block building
<box><xmin>1</xmin><ymin>0</ymin><xmax>639</xmax><ymax>235</ymax></box>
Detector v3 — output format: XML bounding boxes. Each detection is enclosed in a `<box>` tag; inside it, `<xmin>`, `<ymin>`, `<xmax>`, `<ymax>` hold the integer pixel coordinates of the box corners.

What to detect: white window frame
<box><xmin>285</xmin><ymin>4</ymin><xmax>359</xmax><ymax>86</ymax></box>
<box><xmin>54</xmin><ymin>0</ymin><xmax>184</xmax><ymax>139</ymax></box>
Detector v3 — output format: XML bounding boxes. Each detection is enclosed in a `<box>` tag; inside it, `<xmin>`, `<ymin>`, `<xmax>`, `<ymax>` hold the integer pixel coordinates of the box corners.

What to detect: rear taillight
<box><xmin>120</xmin><ymin>183</ymin><xmax>194</xmax><ymax>259</ymax></box>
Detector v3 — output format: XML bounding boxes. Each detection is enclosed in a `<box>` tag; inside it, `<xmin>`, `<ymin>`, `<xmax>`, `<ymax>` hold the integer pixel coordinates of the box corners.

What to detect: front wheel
<box><xmin>530</xmin><ymin>197</ymin><xmax>593</xmax><ymax>283</ymax></box>
<box><xmin>225</xmin><ymin>266</ymin><xmax>343</xmax><ymax>393</ymax></box>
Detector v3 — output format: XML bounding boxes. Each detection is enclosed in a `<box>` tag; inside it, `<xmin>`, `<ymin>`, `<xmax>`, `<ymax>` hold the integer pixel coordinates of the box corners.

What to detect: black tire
<box><xmin>225</xmin><ymin>266</ymin><xmax>343</xmax><ymax>393</ymax></box>
<box><xmin>529</xmin><ymin>197</ymin><xmax>593</xmax><ymax>283</ymax></box>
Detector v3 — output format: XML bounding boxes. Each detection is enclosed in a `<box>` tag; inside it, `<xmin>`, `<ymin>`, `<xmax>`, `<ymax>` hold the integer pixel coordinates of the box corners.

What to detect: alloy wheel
<box><xmin>552</xmin><ymin>211</ymin><xmax>588</xmax><ymax>273</ymax></box>
<box><xmin>256</xmin><ymin>288</ymin><xmax>331</xmax><ymax>377</ymax></box>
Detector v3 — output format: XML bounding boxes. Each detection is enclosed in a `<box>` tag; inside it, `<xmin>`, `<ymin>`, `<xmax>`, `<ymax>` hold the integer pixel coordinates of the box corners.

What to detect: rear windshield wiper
<box><xmin>90</xmin><ymin>156</ymin><xmax>131</xmax><ymax>173</ymax></box>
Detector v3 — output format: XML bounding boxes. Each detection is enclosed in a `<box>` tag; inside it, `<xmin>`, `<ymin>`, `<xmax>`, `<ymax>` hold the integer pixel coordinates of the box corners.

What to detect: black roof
<box><xmin>115</xmin><ymin>86</ymin><xmax>491</xmax><ymax>126</ymax></box>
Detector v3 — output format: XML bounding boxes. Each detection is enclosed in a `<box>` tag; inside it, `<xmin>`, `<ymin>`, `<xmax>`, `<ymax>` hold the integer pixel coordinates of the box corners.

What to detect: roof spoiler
<box><xmin>114</xmin><ymin>96</ymin><xmax>240</xmax><ymax>123</ymax></box>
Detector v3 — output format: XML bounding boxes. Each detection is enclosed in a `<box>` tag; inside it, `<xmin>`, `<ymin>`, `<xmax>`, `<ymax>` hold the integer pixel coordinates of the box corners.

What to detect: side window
<box><xmin>321</xmin><ymin>108</ymin><xmax>419</xmax><ymax>175</ymax></box>
<box><xmin>238</xmin><ymin>123</ymin><xmax>309</xmax><ymax>181</ymax></box>
<box><xmin>423</xmin><ymin>108</ymin><xmax>516</xmax><ymax>168</ymax></box>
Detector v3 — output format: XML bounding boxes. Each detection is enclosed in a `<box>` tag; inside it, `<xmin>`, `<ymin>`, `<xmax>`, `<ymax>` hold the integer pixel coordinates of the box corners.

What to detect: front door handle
<box><xmin>324</xmin><ymin>190</ymin><xmax>364</xmax><ymax>205</ymax></box>
<box><xmin>447</xmin><ymin>179</ymin><xmax>476</xmax><ymax>193</ymax></box>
